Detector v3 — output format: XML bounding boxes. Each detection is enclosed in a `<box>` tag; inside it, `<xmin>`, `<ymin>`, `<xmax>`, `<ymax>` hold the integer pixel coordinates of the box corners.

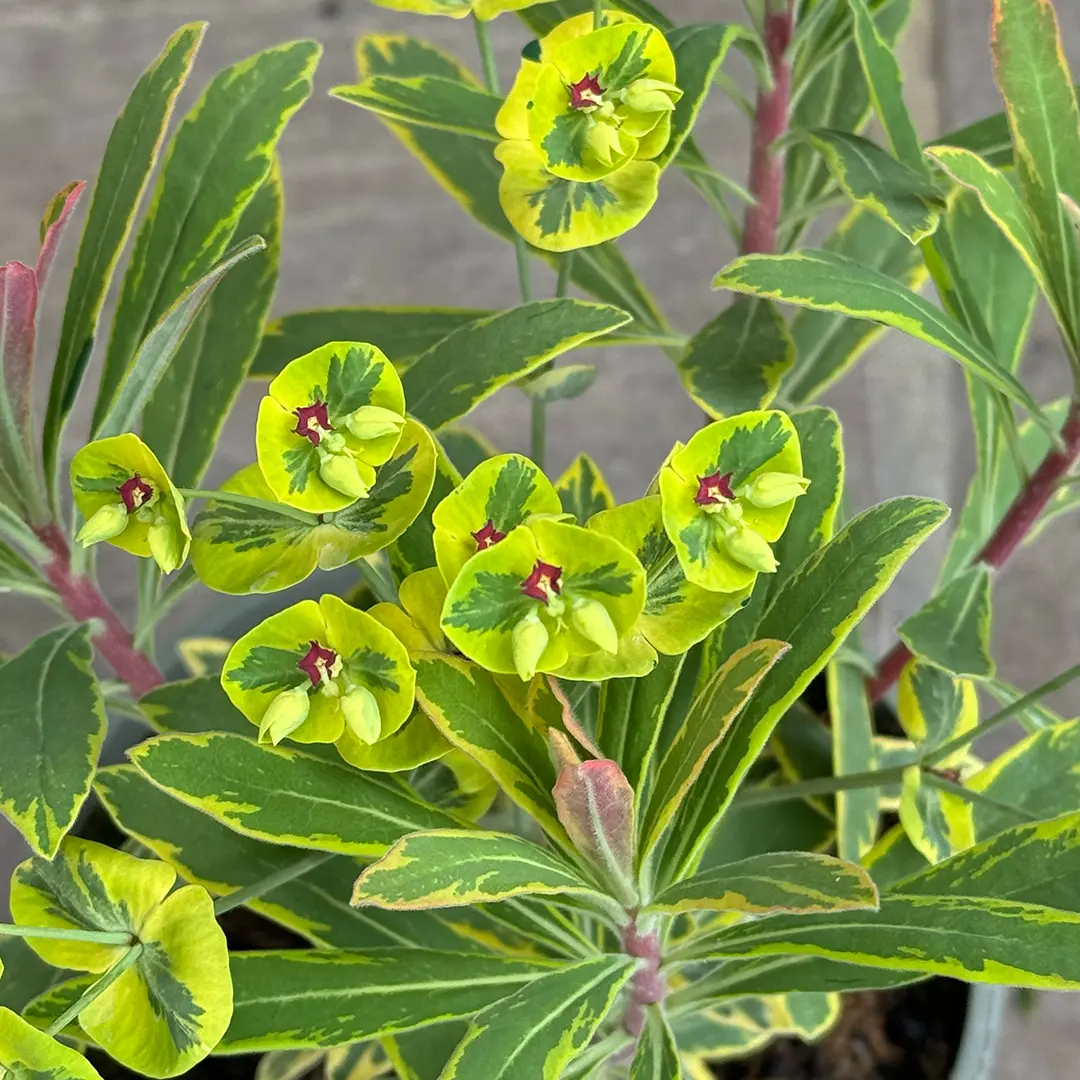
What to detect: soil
<box><xmin>712</xmin><ymin>979</ymin><xmax>970</xmax><ymax>1080</ymax></box>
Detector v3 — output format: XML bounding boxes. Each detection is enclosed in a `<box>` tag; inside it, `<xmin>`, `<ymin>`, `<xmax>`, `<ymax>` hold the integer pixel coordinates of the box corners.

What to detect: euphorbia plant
<box><xmin>4</xmin><ymin>1</ymin><xmax>1080</xmax><ymax>1078</ymax></box>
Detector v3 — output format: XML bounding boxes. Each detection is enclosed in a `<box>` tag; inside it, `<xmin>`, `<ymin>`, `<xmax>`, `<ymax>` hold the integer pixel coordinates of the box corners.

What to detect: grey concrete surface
<box><xmin>0</xmin><ymin>0</ymin><xmax>1078</xmax><ymax>1074</ymax></box>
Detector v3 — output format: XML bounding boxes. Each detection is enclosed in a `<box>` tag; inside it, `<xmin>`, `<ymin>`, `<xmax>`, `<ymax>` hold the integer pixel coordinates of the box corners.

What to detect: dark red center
<box><xmin>695</xmin><ymin>471</ymin><xmax>735</xmax><ymax>506</ymax></box>
<box><xmin>294</xmin><ymin>401</ymin><xmax>332</xmax><ymax>446</ymax></box>
<box><xmin>472</xmin><ymin>520</ymin><xmax>507</xmax><ymax>551</ymax></box>
<box><xmin>117</xmin><ymin>474</ymin><xmax>154</xmax><ymax>513</ymax></box>
<box><xmin>569</xmin><ymin>73</ymin><xmax>604</xmax><ymax>110</ymax></box>
<box><xmin>522</xmin><ymin>560</ymin><xmax>563</xmax><ymax>602</ymax></box>
<box><xmin>297</xmin><ymin>640</ymin><xmax>339</xmax><ymax>687</ymax></box>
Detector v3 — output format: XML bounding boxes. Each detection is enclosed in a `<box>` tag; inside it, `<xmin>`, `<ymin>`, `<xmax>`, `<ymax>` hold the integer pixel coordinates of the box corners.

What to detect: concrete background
<box><xmin>1</xmin><ymin>0</ymin><xmax>1078</xmax><ymax>1074</ymax></box>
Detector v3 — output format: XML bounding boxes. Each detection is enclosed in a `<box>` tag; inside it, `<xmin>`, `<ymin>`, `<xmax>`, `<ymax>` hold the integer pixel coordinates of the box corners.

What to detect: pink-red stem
<box><xmin>741</xmin><ymin>1</ymin><xmax>797</xmax><ymax>255</ymax></box>
<box><xmin>868</xmin><ymin>398</ymin><xmax>1080</xmax><ymax>701</ymax></box>
<box><xmin>621</xmin><ymin>919</ymin><xmax>665</xmax><ymax>1040</ymax></box>
<box><xmin>37</xmin><ymin>523</ymin><xmax>164</xmax><ymax>699</ymax></box>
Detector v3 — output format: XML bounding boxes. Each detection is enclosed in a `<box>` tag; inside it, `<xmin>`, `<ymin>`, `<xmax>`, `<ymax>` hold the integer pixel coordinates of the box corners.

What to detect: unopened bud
<box><xmin>512</xmin><ymin>612</ymin><xmax>549</xmax><ymax>682</ymax></box>
<box><xmin>622</xmin><ymin>78</ymin><xmax>679</xmax><ymax>114</ymax></box>
<box><xmin>343</xmin><ymin>405</ymin><xmax>405</xmax><ymax>442</ymax></box>
<box><xmin>739</xmin><ymin>471</ymin><xmax>810</xmax><ymax>509</ymax></box>
<box><xmin>341</xmin><ymin>684</ymin><xmax>382</xmax><ymax>745</ymax></box>
<box><xmin>76</xmin><ymin>503</ymin><xmax>128</xmax><ymax>547</ymax></box>
<box><xmin>724</xmin><ymin>525</ymin><xmax>778</xmax><ymax>573</ymax></box>
<box><xmin>148</xmin><ymin>517</ymin><xmax>185</xmax><ymax>574</ymax></box>
<box><xmin>570</xmin><ymin>598</ymin><xmax>619</xmax><ymax>654</ymax></box>
<box><xmin>585</xmin><ymin>119</ymin><xmax>625</xmax><ymax>166</ymax></box>
<box><xmin>319</xmin><ymin>452</ymin><xmax>370</xmax><ymax>500</ymax></box>
<box><xmin>259</xmin><ymin>686</ymin><xmax>311</xmax><ymax>745</ymax></box>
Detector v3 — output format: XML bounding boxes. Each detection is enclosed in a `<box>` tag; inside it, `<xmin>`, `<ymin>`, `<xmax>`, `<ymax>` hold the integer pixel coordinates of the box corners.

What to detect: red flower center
<box><xmin>695</xmin><ymin>471</ymin><xmax>735</xmax><ymax>506</ymax></box>
<box><xmin>472</xmin><ymin>519</ymin><xmax>507</xmax><ymax>550</ymax></box>
<box><xmin>522</xmin><ymin>560</ymin><xmax>563</xmax><ymax>602</ymax></box>
<box><xmin>569</xmin><ymin>73</ymin><xmax>604</xmax><ymax>110</ymax></box>
<box><xmin>294</xmin><ymin>401</ymin><xmax>332</xmax><ymax>447</ymax></box>
<box><xmin>117</xmin><ymin>474</ymin><xmax>154</xmax><ymax>513</ymax></box>
<box><xmin>298</xmin><ymin>640</ymin><xmax>339</xmax><ymax>687</ymax></box>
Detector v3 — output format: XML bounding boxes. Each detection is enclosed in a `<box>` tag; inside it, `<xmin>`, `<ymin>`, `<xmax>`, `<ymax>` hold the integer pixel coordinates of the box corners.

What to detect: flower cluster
<box><xmin>495</xmin><ymin>11</ymin><xmax>680</xmax><ymax>251</ymax></box>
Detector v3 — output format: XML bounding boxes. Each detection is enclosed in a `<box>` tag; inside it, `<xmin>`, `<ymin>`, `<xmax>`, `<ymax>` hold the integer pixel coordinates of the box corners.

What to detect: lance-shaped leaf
<box><xmin>97</xmin><ymin>39</ymin><xmax>321</xmax><ymax>427</ymax></box>
<box><xmin>44</xmin><ymin>22</ymin><xmax>205</xmax><ymax>481</ymax></box>
<box><xmin>897</xmin><ymin>660</ymin><xmax>978</xmax><ymax>764</ymax></box>
<box><xmin>803</xmin><ymin>129</ymin><xmax>941</xmax><ymax>242</ymax></box>
<box><xmin>555</xmin><ymin>453</ymin><xmax>614</xmax><ymax>525</ymax></box>
<box><xmin>221</xmin><ymin>949</ymin><xmax>558</xmax><ymax>1051</ymax></box>
<box><xmin>664</xmin><ymin>497</ymin><xmax>948</xmax><ymax>881</ymax></box>
<box><xmin>438</xmin><ymin>956</ymin><xmax>634</xmax><ymax>1080</ymax></box>
<box><xmin>679</xmin><ymin>298</ymin><xmax>794</xmax><ymax>418</ymax></box>
<box><xmin>898</xmin><ymin>565</ymin><xmax>994</xmax><ymax>677</ymax></box>
<box><xmin>631</xmin><ymin>1007</ymin><xmax>680</xmax><ymax>1080</ymax></box>
<box><xmin>94</xmin><ymin>236</ymin><xmax>266</xmax><ymax>439</ymax></box>
<box><xmin>128</xmin><ymin>732</ymin><xmax>460</xmax><ymax>855</ymax></box>
<box><xmin>0</xmin><ymin>625</ymin><xmax>106</xmax><ymax>858</ymax></box>
<box><xmin>714</xmin><ymin>250</ymin><xmax>1051</xmax><ymax>432</ymax></box>
<box><xmin>352</xmin><ymin>830</ymin><xmax>597</xmax><ymax>909</ymax></box>
<box><xmin>414</xmin><ymin>655</ymin><xmax>567</xmax><ymax>843</ymax></box>
<box><xmin>898</xmin><ymin>766</ymin><xmax>975</xmax><ymax>864</ymax></box>
<box><xmin>332</xmin><ymin>77</ymin><xmax>500</xmax><ymax>140</ymax></box>
<box><xmin>785</xmin><ymin>207</ymin><xmax>926</xmax><ymax>403</ymax></box>
<box><xmin>0</xmin><ymin>1006</ymin><xmax>102</xmax><ymax>1080</ymax></box>
<box><xmin>640</xmin><ymin>640</ymin><xmax>787</xmax><ymax>858</ymax></box>
<box><xmin>517</xmin><ymin>1</ymin><xmax>673</xmax><ymax>35</ymax></box>
<box><xmin>553</xmin><ymin>760</ymin><xmax>636</xmax><ymax>903</ymax></box>
<box><xmin>402</xmin><ymin>299</ymin><xmax>630</xmax><ymax>430</ymax></box>
<box><xmin>191</xmin><ymin>419</ymin><xmax>436</xmax><ymax>594</ymax></box>
<box><xmin>144</xmin><ymin>163</ymin><xmax>282</xmax><ymax>488</ymax></box>
<box><xmin>522</xmin><ymin>364</ymin><xmax>597</xmax><ymax>405</ymax></box>
<box><xmin>648</xmin><ymin>852</ymin><xmax>877</xmax><ymax>917</ymax></box>
<box><xmin>992</xmin><ymin>0</ymin><xmax>1080</xmax><ymax>347</ymax></box>
<box><xmin>140</xmin><ymin>676</ymin><xmax>252</xmax><ymax>738</ymax></box>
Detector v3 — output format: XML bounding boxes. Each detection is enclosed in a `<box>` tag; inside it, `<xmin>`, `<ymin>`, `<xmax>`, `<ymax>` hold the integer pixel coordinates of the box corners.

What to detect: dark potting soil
<box><xmin>712</xmin><ymin>979</ymin><xmax>970</xmax><ymax>1080</ymax></box>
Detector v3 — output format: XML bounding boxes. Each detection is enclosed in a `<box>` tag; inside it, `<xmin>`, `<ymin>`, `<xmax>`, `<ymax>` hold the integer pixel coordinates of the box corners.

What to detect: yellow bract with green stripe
<box><xmin>0</xmin><ymin>1006</ymin><xmax>104</xmax><ymax>1080</ymax></box>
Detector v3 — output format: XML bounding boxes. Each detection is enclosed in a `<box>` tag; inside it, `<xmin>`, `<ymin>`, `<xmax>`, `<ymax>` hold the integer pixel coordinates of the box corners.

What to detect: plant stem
<box><xmin>531</xmin><ymin>252</ymin><xmax>576</xmax><ymax>468</ymax></box>
<box><xmin>213</xmin><ymin>851</ymin><xmax>335</xmax><ymax>917</ymax></box>
<box><xmin>179</xmin><ymin>487</ymin><xmax>320</xmax><ymax>526</ymax></box>
<box><xmin>473</xmin><ymin>14</ymin><xmax>500</xmax><ymax>93</ymax></box>
<box><xmin>869</xmin><ymin>398</ymin><xmax>1080</xmax><ymax>701</ymax></box>
<box><xmin>736</xmin><ymin>765</ymin><xmax>908</xmax><ymax>807</ymax></box>
<box><xmin>36</xmin><ymin>523</ymin><xmax>164</xmax><ymax>698</ymax></box>
<box><xmin>46</xmin><ymin>944</ymin><xmax>144</xmax><ymax>1038</ymax></box>
<box><xmin>593</xmin><ymin>0</ymin><xmax>605</xmax><ymax>29</ymax></box>
<box><xmin>0</xmin><ymin>923</ymin><xmax>133</xmax><ymax>945</ymax></box>
<box><xmin>741</xmin><ymin>0</ymin><xmax>797</xmax><ymax>255</ymax></box>
<box><xmin>355</xmin><ymin>554</ymin><xmax>399</xmax><ymax>605</ymax></box>
<box><xmin>621</xmin><ymin>918</ymin><xmax>665</xmax><ymax>1041</ymax></box>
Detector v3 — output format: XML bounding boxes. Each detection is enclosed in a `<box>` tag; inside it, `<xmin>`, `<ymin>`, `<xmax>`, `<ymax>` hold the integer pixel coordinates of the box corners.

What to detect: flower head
<box><xmin>659</xmin><ymin>411</ymin><xmax>806</xmax><ymax>593</ymax></box>
<box><xmin>367</xmin><ymin>0</ymin><xmax>566</xmax><ymax>19</ymax></box>
<box><xmin>441</xmin><ymin>516</ymin><xmax>649</xmax><ymax>681</ymax></box>
<box><xmin>256</xmin><ymin>341</ymin><xmax>406</xmax><ymax>513</ymax></box>
<box><xmin>70</xmin><ymin>434</ymin><xmax>190</xmax><ymax>574</ymax></box>
<box><xmin>222</xmin><ymin>594</ymin><xmax>415</xmax><ymax>756</ymax></box>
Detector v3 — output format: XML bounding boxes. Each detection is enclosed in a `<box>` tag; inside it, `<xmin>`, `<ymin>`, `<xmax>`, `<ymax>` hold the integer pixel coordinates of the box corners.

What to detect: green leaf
<box><xmin>221</xmin><ymin>949</ymin><xmax>557</xmax><ymax>1051</ymax></box>
<box><xmin>664</xmin><ymin>497</ymin><xmax>948</xmax><ymax>882</ymax></box>
<box><xmin>517</xmin><ymin>0</ymin><xmax>672</xmax><ymax>35</ymax></box>
<box><xmin>0</xmin><ymin>626</ymin><xmax>105</xmax><ymax>857</ymax></box>
<box><xmin>899</xmin><ymin>766</ymin><xmax>975</xmax><ymax>863</ymax></box>
<box><xmin>678</xmin><ymin>298</ymin><xmax>794</xmax><ymax>418</ymax></box>
<box><xmin>648</xmin><ymin>852</ymin><xmax>877</xmax><ymax>917</ymax></box>
<box><xmin>438</xmin><ymin>427</ymin><xmax>498</xmax><ymax>479</ymax></box>
<box><xmin>384</xmin><ymin>1025</ymin><xmax>466</xmax><ymax>1080</ymax></box>
<box><xmin>140</xmin><ymin>676</ymin><xmax>252</xmax><ymax>738</ymax></box>
<box><xmin>95</xmin><ymin>765</ymin><xmax>503</xmax><ymax>954</ymax></box>
<box><xmin>414</xmin><ymin>656</ymin><xmax>566</xmax><ymax>844</ymax></box>
<box><xmin>555</xmin><ymin>453</ymin><xmax>614</xmax><ymax>524</ymax></box>
<box><xmin>640</xmin><ymin>641</ymin><xmax>788</xmax><ymax>859</ymax></box>
<box><xmin>991</xmin><ymin>0</ymin><xmax>1080</xmax><ymax>347</ymax></box>
<box><xmin>402</xmin><ymin>300</ymin><xmax>630</xmax><ymax>430</ymax></box>
<box><xmin>521</xmin><ymin>364</ymin><xmax>597</xmax><ymax>405</ymax></box>
<box><xmin>804</xmin><ymin>129</ymin><xmax>940</xmax><ymax>241</ymax></box>
<box><xmin>96</xmin><ymin>40</ymin><xmax>321</xmax><ymax>429</ymax></box>
<box><xmin>897</xmin><ymin>661</ymin><xmax>978</xmax><ymax>762</ymax></box>
<box><xmin>438</xmin><ymin>957</ymin><xmax>633</xmax><ymax>1080</ymax></box>
<box><xmin>128</xmin><ymin>732</ymin><xmax>460</xmax><ymax>855</ymax></box>
<box><xmin>44</xmin><ymin>22</ymin><xmax>206</xmax><ymax>484</ymax></box>
<box><xmin>785</xmin><ymin>207</ymin><xmax>926</xmax><ymax>403</ymax></box>
<box><xmin>332</xmin><ymin>77</ymin><xmax>499</xmax><ymax>140</ymax></box>
<box><xmin>142</xmin><ymin>162</ymin><xmax>282</xmax><ymax>488</ymax></box>
<box><xmin>0</xmin><ymin>937</ymin><xmax>72</xmax><ymax>1015</ymax></box>
<box><xmin>352</xmin><ymin>830</ymin><xmax>598</xmax><ymax>909</ymax></box>
<box><xmin>898</xmin><ymin>565</ymin><xmax>994</xmax><ymax>677</ymax></box>
<box><xmin>630</xmin><ymin>1008</ymin><xmax>681</xmax><ymax>1080</ymax></box>
<box><xmin>828</xmin><ymin>655</ymin><xmax>879</xmax><ymax>863</ymax></box>
<box><xmin>93</xmin><ymin>236</ymin><xmax>267</xmax><ymax>440</ymax></box>
<box><xmin>715</xmin><ymin>250</ymin><xmax>1051</xmax><ymax>433</ymax></box>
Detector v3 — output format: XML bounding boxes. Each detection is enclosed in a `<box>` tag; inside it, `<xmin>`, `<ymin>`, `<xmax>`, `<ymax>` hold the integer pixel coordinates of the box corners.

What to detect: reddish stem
<box><xmin>868</xmin><ymin>399</ymin><xmax>1080</xmax><ymax>701</ymax></box>
<box><xmin>37</xmin><ymin>523</ymin><xmax>164</xmax><ymax>699</ymax></box>
<box><xmin>741</xmin><ymin>1</ymin><xmax>797</xmax><ymax>255</ymax></box>
<box><xmin>620</xmin><ymin>919</ymin><xmax>665</xmax><ymax>1041</ymax></box>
